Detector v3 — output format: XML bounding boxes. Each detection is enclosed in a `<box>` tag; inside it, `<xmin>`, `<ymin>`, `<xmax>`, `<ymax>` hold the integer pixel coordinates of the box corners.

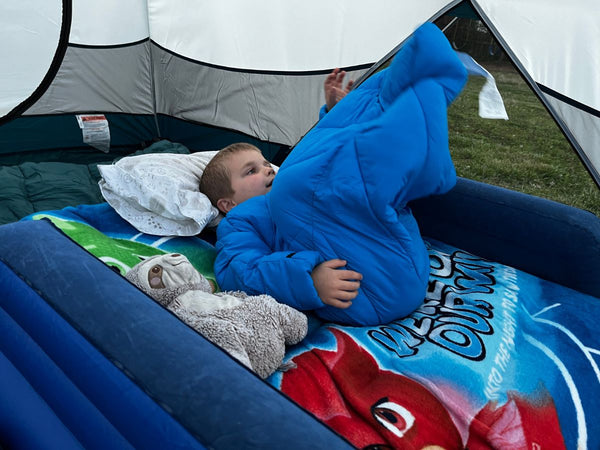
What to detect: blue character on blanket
<box><xmin>212</xmin><ymin>23</ymin><xmax>467</xmax><ymax>326</ymax></box>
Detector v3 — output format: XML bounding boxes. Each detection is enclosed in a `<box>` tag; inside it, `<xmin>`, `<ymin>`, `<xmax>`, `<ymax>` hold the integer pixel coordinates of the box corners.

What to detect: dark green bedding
<box><xmin>0</xmin><ymin>140</ymin><xmax>189</xmax><ymax>225</ymax></box>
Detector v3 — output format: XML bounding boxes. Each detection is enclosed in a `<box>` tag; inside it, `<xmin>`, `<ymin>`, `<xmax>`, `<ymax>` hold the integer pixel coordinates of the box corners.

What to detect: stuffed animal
<box><xmin>125</xmin><ymin>253</ymin><xmax>308</xmax><ymax>379</ymax></box>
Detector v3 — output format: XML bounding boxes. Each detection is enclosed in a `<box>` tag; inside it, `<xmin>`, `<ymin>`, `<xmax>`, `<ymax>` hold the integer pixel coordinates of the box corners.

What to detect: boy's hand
<box><xmin>324</xmin><ymin>68</ymin><xmax>354</xmax><ymax>112</ymax></box>
<box><xmin>311</xmin><ymin>259</ymin><xmax>362</xmax><ymax>309</ymax></box>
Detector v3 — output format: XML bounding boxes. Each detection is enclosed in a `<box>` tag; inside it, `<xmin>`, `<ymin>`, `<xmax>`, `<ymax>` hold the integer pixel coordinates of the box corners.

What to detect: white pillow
<box><xmin>98</xmin><ymin>151</ymin><xmax>221</xmax><ymax>236</ymax></box>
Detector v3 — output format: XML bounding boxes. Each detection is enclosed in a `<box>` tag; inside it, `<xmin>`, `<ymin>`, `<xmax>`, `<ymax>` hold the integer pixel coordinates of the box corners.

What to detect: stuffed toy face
<box><xmin>126</xmin><ymin>253</ymin><xmax>214</xmax><ymax>303</ymax></box>
<box><xmin>143</xmin><ymin>253</ymin><xmax>213</xmax><ymax>291</ymax></box>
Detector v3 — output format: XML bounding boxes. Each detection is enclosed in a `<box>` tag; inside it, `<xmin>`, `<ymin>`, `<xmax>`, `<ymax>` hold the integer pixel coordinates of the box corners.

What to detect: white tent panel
<box><xmin>476</xmin><ymin>0</ymin><xmax>600</xmax><ymax>111</ymax></box>
<box><xmin>148</xmin><ymin>0</ymin><xmax>450</xmax><ymax>71</ymax></box>
<box><xmin>0</xmin><ymin>0</ymin><xmax>62</xmax><ymax>117</ymax></box>
<box><xmin>70</xmin><ymin>0</ymin><xmax>149</xmax><ymax>46</ymax></box>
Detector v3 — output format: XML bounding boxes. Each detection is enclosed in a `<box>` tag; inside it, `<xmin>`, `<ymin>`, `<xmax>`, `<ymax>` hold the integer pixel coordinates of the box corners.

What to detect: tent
<box><xmin>1</xmin><ymin>1</ymin><xmax>599</xmax><ymax>448</ymax></box>
<box><xmin>2</xmin><ymin>1</ymin><xmax>599</xmax><ymax>184</ymax></box>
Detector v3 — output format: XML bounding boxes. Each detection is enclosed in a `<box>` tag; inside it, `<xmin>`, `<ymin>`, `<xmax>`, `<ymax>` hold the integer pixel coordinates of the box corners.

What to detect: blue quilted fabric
<box><xmin>216</xmin><ymin>23</ymin><xmax>467</xmax><ymax>325</ymax></box>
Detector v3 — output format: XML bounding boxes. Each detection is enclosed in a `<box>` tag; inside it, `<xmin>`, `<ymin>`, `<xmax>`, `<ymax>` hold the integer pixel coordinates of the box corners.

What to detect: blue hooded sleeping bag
<box><xmin>215</xmin><ymin>23</ymin><xmax>467</xmax><ymax>326</ymax></box>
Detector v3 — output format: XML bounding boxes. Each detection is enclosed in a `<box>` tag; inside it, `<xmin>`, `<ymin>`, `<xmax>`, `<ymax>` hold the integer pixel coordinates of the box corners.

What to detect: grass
<box><xmin>447</xmin><ymin>65</ymin><xmax>600</xmax><ymax>217</ymax></box>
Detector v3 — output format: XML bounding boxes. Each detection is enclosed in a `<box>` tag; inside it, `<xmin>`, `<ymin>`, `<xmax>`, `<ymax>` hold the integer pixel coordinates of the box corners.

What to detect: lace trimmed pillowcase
<box><xmin>98</xmin><ymin>151</ymin><xmax>222</xmax><ymax>236</ymax></box>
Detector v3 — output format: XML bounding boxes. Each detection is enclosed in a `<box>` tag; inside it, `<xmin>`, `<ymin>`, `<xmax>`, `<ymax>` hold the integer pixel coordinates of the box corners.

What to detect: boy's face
<box><xmin>219</xmin><ymin>149</ymin><xmax>275</xmax><ymax>213</ymax></box>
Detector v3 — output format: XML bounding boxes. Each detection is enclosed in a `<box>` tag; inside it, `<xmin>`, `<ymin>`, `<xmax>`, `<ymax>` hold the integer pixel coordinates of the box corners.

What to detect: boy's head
<box><xmin>200</xmin><ymin>143</ymin><xmax>276</xmax><ymax>214</ymax></box>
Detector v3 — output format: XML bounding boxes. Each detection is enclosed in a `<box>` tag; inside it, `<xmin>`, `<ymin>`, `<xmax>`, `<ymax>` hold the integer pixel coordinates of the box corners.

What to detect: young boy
<box><xmin>201</xmin><ymin>23</ymin><xmax>467</xmax><ymax>326</ymax></box>
<box><xmin>200</xmin><ymin>143</ymin><xmax>364</xmax><ymax>313</ymax></box>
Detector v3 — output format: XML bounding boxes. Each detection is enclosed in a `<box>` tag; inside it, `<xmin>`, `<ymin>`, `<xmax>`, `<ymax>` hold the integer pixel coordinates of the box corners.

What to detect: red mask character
<box><xmin>467</xmin><ymin>390</ymin><xmax>566</xmax><ymax>449</ymax></box>
<box><xmin>280</xmin><ymin>328</ymin><xmax>463</xmax><ymax>449</ymax></box>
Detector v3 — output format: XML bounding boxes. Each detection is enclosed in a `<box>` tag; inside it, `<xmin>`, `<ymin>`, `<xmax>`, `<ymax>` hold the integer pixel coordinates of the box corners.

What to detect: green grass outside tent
<box><xmin>447</xmin><ymin>65</ymin><xmax>600</xmax><ymax>217</ymax></box>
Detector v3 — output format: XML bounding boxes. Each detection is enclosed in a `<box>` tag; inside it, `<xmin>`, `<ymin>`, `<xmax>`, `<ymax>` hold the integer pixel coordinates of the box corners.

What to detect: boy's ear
<box><xmin>217</xmin><ymin>197</ymin><xmax>236</xmax><ymax>214</ymax></box>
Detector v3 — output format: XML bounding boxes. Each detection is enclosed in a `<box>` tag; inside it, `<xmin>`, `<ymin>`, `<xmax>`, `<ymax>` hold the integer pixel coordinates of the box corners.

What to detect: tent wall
<box><xmin>0</xmin><ymin>1</ymin><xmax>67</xmax><ymax>121</ymax></box>
<box><xmin>27</xmin><ymin>42</ymin><xmax>154</xmax><ymax>117</ymax></box>
<box><xmin>0</xmin><ymin>114</ymin><xmax>157</xmax><ymax>160</ymax></box>
<box><xmin>152</xmin><ymin>46</ymin><xmax>363</xmax><ymax>147</ymax></box>
<box><xmin>146</xmin><ymin>0</ymin><xmax>456</xmax><ymax>146</ymax></box>
<box><xmin>145</xmin><ymin>0</ymin><xmax>451</xmax><ymax>73</ymax></box>
<box><xmin>543</xmin><ymin>94</ymin><xmax>600</xmax><ymax>177</ymax></box>
<box><xmin>1</xmin><ymin>1</ymin><xmax>458</xmax><ymax>155</ymax></box>
<box><xmin>3</xmin><ymin>2</ymin><xmax>600</xmax><ymax>183</ymax></box>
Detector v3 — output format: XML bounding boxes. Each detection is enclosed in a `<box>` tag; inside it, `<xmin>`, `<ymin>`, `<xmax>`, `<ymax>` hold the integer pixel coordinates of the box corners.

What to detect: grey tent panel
<box><xmin>152</xmin><ymin>44</ymin><xmax>367</xmax><ymax>146</ymax></box>
<box><xmin>26</xmin><ymin>42</ymin><xmax>154</xmax><ymax>116</ymax></box>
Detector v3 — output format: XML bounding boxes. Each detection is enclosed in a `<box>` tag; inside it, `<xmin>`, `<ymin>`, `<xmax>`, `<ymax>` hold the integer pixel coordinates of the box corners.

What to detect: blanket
<box><xmin>268</xmin><ymin>240</ymin><xmax>600</xmax><ymax>449</ymax></box>
<box><xmin>0</xmin><ymin>139</ymin><xmax>190</xmax><ymax>226</ymax></box>
<box><xmin>24</xmin><ymin>203</ymin><xmax>217</xmax><ymax>286</ymax></box>
<box><xmin>25</xmin><ymin>205</ymin><xmax>599</xmax><ymax>448</ymax></box>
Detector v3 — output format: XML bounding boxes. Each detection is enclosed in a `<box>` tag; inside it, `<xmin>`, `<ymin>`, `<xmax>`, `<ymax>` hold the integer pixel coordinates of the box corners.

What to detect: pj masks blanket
<box><xmin>24</xmin><ymin>203</ymin><xmax>599</xmax><ymax>448</ymax></box>
<box><xmin>268</xmin><ymin>239</ymin><xmax>600</xmax><ymax>449</ymax></box>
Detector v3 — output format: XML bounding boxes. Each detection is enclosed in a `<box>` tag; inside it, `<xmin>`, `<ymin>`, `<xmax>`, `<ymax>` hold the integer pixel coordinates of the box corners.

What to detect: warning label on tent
<box><xmin>76</xmin><ymin>114</ymin><xmax>111</xmax><ymax>152</ymax></box>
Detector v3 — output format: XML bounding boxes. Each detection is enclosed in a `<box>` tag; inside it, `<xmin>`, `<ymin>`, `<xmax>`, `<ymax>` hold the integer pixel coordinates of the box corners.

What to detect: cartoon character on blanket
<box><xmin>214</xmin><ymin>23</ymin><xmax>466</xmax><ymax>326</ymax></box>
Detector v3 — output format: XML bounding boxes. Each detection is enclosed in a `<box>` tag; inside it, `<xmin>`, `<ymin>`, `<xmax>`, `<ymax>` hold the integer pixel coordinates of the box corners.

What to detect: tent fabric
<box><xmin>0</xmin><ymin>1</ymin><xmax>64</xmax><ymax>118</ymax></box>
<box><xmin>69</xmin><ymin>0</ymin><xmax>148</xmax><ymax>46</ymax></box>
<box><xmin>27</xmin><ymin>43</ymin><xmax>154</xmax><ymax>116</ymax></box>
<box><xmin>3</xmin><ymin>1</ymin><xmax>441</xmax><ymax>146</ymax></box>
<box><xmin>543</xmin><ymin>94</ymin><xmax>600</xmax><ymax>173</ymax></box>
<box><xmin>152</xmin><ymin>48</ymin><xmax>364</xmax><ymax>146</ymax></box>
<box><xmin>146</xmin><ymin>0</ymin><xmax>451</xmax><ymax>72</ymax></box>
<box><xmin>2</xmin><ymin>1</ymin><xmax>599</xmax><ymax>183</ymax></box>
<box><xmin>474</xmin><ymin>1</ymin><xmax>599</xmax><ymax>112</ymax></box>
<box><xmin>0</xmin><ymin>115</ymin><xmax>160</xmax><ymax>167</ymax></box>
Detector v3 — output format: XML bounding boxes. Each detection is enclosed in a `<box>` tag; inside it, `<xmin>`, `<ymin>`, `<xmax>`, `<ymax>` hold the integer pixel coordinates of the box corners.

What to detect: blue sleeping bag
<box><xmin>215</xmin><ymin>23</ymin><xmax>467</xmax><ymax>325</ymax></box>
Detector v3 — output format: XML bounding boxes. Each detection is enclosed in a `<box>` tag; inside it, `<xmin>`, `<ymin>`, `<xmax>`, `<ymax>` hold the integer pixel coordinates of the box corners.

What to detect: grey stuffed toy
<box><xmin>125</xmin><ymin>253</ymin><xmax>308</xmax><ymax>379</ymax></box>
